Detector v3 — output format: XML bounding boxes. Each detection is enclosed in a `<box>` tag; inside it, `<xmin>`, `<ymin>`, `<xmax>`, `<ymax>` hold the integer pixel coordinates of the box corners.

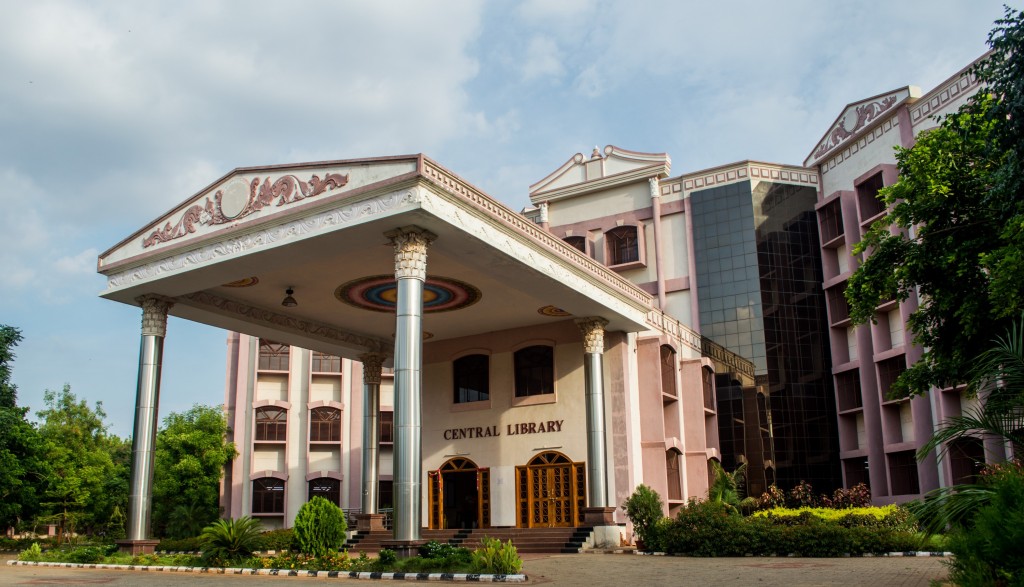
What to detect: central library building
<box><xmin>98</xmin><ymin>53</ymin><xmax>1015</xmax><ymax>550</ymax></box>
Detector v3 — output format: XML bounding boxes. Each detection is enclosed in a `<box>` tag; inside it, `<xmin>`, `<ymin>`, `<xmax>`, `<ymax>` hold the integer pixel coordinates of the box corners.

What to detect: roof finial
<box><xmin>591</xmin><ymin>145</ymin><xmax>602</xmax><ymax>159</ymax></box>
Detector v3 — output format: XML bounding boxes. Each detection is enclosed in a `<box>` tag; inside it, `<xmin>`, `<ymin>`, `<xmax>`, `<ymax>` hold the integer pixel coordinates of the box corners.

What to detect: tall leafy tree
<box><xmin>846</xmin><ymin>7</ymin><xmax>1024</xmax><ymax>397</ymax></box>
<box><xmin>0</xmin><ymin>324</ymin><xmax>23</xmax><ymax>408</ymax></box>
<box><xmin>0</xmin><ymin>324</ymin><xmax>47</xmax><ymax>531</ymax></box>
<box><xmin>36</xmin><ymin>385</ymin><xmax>129</xmax><ymax>539</ymax></box>
<box><xmin>152</xmin><ymin>405</ymin><xmax>237</xmax><ymax>538</ymax></box>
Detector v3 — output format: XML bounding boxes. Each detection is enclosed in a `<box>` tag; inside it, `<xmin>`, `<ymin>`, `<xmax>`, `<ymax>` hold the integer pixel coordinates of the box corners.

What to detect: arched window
<box><xmin>606</xmin><ymin>226</ymin><xmax>639</xmax><ymax>266</ymax></box>
<box><xmin>308</xmin><ymin>477</ymin><xmax>340</xmax><ymax>505</ymax></box>
<box><xmin>666</xmin><ymin>450</ymin><xmax>682</xmax><ymax>501</ymax></box>
<box><xmin>255</xmin><ymin>406</ymin><xmax>287</xmax><ymax>441</ymax></box>
<box><xmin>309</xmin><ymin>407</ymin><xmax>341</xmax><ymax>442</ymax></box>
<box><xmin>514</xmin><ymin>345</ymin><xmax>554</xmax><ymax>397</ymax></box>
<box><xmin>258</xmin><ymin>340</ymin><xmax>290</xmax><ymax>371</ymax></box>
<box><xmin>453</xmin><ymin>354</ymin><xmax>489</xmax><ymax>403</ymax></box>
<box><xmin>660</xmin><ymin>345</ymin><xmax>677</xmax><ymax>398</ymax></box>
<box><xmin>563</xmin><ymin>236</ymin><xmax>587</xmax><ymax>254</ymax></box>
<box><xmin>252</xmin><ymin>478</ymin><xmax>285</xmax><ymax>514</ymax></box>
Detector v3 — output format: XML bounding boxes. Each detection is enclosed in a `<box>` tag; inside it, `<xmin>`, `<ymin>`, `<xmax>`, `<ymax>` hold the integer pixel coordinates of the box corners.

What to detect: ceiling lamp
<box><xmin>281</xmin><ymin>287</ymin><xmax>298</xmax><ymax>308</ymax></box>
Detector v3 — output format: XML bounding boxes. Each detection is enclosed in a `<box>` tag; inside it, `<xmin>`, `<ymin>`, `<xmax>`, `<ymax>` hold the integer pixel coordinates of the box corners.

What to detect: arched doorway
<box><xmin>515</xmin><ymin>451</ymin><xmax>585</xmax><ymax>528</ymax></box>
<box><xmin>428</xmin><ymin>457</ymin><xmax>490</xmax><ymax>529</ymax></box>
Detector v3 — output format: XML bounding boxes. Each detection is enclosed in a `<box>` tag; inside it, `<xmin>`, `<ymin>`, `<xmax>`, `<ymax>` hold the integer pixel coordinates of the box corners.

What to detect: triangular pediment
<box><xmin>99</xmin><ymin>155</ymin><xmax>422</xmax><ymax>269</ymax></box>
<box><xmin>805</xmin><ymin>87</ymin><xmax>920</xmax><ymax>165</ymax></box>
<box><xmin>529</xmin><ymin>145</ymin><xmax>670</xmax><ymax>203</ymax></box>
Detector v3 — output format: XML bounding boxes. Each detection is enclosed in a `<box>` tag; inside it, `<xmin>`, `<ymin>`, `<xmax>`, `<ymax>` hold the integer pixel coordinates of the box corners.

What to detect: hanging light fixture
<box><xmin>281</xmin><ymin>287</ymin><xmax>298</xmax><ymax>308</ymax></box>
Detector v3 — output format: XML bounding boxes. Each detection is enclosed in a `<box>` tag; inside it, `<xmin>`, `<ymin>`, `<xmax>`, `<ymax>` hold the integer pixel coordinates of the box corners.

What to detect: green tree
<box><xmin>0</xmin><ymin>324</ymin><xmax>48</xmax><ymax>531</ymax></box>
<box><xmin>0</xmin><ymin>325</ymin><xmax>23</xmax><ymax>408</ymax></box>
<box><xmin>907</xmin><ymin>315</ymin><xmax>1024</xmax><ymax>534</ymax></box>
<box><xmin>36</xmin><ymin>385</ymin><xmax>129</xmax><ymax>540</ymax></box>
<box><xmin>846</xmin><ymin>7</ymin><xmax>1024</xmax><ymax>397</ymax></box>
<box><xmin>152</xmin><ymin>405</ymin><xmax>237</xmax><ymax>538</ymax></box>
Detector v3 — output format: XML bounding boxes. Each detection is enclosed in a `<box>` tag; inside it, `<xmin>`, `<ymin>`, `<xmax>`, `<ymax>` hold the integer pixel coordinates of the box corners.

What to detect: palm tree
<box><xmin>708</xmin><ymin>460</ymin><xmax>747</xmax><ymax>511</ymax></box>
<box><xmin>907</xmin><ymin>316</ymin><xmax>1024</xmax><ymax>533</ymax></box>
<box><xmin>199</xmin><ymin>516</ymin><xmax>264</xmax><ymax>563</ymax></box>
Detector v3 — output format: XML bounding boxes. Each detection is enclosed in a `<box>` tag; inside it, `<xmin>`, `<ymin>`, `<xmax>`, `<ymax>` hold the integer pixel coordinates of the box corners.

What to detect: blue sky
<box><xmin>0</xmin><ymin>0</ymin><xmax>1011</xmax><ymax>437</ymax></box>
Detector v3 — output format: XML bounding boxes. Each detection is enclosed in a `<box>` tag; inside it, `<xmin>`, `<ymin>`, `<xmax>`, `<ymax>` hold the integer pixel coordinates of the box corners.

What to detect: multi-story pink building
<box><xmin>807</xmin><ymin>55</ymin><xmax>1011</xmax><ymax>502</ymax></box>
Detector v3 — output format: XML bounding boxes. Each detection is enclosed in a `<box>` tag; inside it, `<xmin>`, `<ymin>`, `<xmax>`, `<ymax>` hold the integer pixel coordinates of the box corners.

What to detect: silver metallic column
<box><xmin>386</xmin><ymin>226</ymin><xmax>436</xmax><ymax>543</ymax></box>
<box><xmin>127</xmin><ymin>296</ymin><xmax>172</xmax><ymax>542</ymax></box>
<box><xmin>577</xmin><ymin>317</ymin><xmax>610</xmax><ymax>508</ymax></box>
<box><xmin>360</xmin><ymin>352</ymin><xmax>386</xmax><ymax>515</ymax></box>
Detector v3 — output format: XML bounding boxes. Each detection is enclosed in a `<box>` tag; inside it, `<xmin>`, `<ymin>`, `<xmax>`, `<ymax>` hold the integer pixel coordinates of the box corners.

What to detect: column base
<box><xmin>117</xmin><ymin>539</ymin><xmax>160</xmax><ymax>555</ymax></box>
<box><xmin>381</xmin><ymin>539</ymin><xmax>427</xmax><ymax>559</ymax></box>
<box><xmin>356</xmin><ymin>513</ymin><xmax>388</xmax><ymax>532</ymax></box>
<box><xmin>581</xmin><ymin>506</ymin><xmax>617</xmax><ymax>526</ymax></box>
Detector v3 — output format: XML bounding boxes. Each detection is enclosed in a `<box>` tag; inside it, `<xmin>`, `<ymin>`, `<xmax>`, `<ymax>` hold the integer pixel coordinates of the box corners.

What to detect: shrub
<box><xmin>945</xmin><ymin>467</ymin><xmax>1024</xmax><ymax>586</ymax></box>
<box><xmin>622</xmin><ymin>484</ymin><xmax>664</xmax><ymax>548</ymax></box>
<box><xmin>199</xmin><ymin>517</ymin><xmax>264</xmax><ymax>563</ymax></box>
<box><xmin>18</xmin><ymin>542</ymin><xmax>43</xmax><ymax>562</ymax></box>
<box><xmin>471</xmin><ymin>537</ymin><xmax>522</xmax><ymax>575</ymax></box>
<box><xmin>788</xmin><ymin>480</ymin><xmax>817</xmax><ymax>508</ymax></box>
<box><xmin>757</xmin><ymin>484</ymin><xmax>786</xmax><ymax>510</ymax></box>
<box><xmin>64</xmin><ymin>546</ymin><xmax>105</xmax><ymax>564</ymax></box>
<box><xmin>376</xmin><ymin>548</ymin><xmax>397</xmax><ymax>570</ymax></box>
<box><xmin>293</xmin><ymin>496</ymin><xmax>346</xmax><ymax>557</ymax></box>
<box><xmin>254</xmin><ymin>528</ymin><xmax>295</xmax><ymax>552</ymax></box>
<box><xmin>155</xmin><ymin>536</ymin><xmax>203</xmax><ymax>552</ymax></box>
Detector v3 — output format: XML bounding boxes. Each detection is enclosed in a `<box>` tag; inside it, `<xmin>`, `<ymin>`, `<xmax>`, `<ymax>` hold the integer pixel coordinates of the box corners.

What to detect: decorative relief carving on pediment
<box><xmin>143</xmin><ymin>172</ymin><xmax>349</xmax><ymax>248</ymax></box>
<box><xmin>812</xmin><ymin>95</ymin><xmax>899</xmax><ymax>160</ymax></box>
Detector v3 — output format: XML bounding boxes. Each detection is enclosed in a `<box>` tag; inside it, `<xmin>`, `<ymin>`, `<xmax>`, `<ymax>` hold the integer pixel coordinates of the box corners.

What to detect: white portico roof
<box><xmin>98</xmin><ymin>155</ymin><xmax>677</xmax><ymax>359</ymax></box>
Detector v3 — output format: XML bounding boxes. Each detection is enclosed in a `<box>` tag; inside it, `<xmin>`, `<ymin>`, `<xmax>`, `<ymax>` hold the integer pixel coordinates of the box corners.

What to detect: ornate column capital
<box><xmin>136</xmin><ymin>295</ymin><xmax>173</xmax><ymax>337</ymax></box>
<box><xmin>575</xmin><ymin>317</ymin><xmax>609</xmax><ymax>355</ymax></box>
<box><xmin>359</xmin><ymin>352</ymin><xmax>387</xmax><ymax>385</ymax></box>
<box><xmin>649</xmin><ymin>177</ymin><xmax>661</xmax><ymax>199</ymax></box>
<box><xmin>385</xmin><ymin>226</ymin><xmax>437</xmax><ymax>280</ymax></box>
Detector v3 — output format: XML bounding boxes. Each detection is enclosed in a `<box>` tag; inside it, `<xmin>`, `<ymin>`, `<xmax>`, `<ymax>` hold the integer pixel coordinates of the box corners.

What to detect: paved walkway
<box><xmin>522</xmin><ymin>554</ymin><xmax>949</xmax><ymax>586</ymax></box>
<box><xmin>1</xmin><ymin>553</ymin><xmax>950</xmax><ymax>585</ymax></box>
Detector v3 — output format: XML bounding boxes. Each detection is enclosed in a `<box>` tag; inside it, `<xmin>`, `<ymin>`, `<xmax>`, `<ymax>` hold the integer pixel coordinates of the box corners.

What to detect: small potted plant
<box><xmin>622</xmin><ymin>484</ymin><xmax>664</xmax><ymax>551</ymax></box>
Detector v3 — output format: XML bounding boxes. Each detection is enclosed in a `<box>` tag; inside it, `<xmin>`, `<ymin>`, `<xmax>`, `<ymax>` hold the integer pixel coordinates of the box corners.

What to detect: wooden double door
<box><xmin>516</xmin><ymin>452</ymin><xmax>586</xmax><ymax>528</ymax></box>
<box><xmin>428</xmin><ymin>458</ymin><xmax>490</xmax><ymax>529</ymax></box>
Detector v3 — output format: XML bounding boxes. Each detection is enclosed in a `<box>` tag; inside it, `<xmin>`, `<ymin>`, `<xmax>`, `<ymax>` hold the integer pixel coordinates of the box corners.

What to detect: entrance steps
<box><xmin>343</xmin><ymin>526</ymin><xmax>595</xmax><ymax>554</ymax></box>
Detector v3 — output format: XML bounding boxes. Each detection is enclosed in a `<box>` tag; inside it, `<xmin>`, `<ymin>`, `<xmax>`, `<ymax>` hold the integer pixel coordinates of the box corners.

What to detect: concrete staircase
<box><xmin>343</xmin><ymin>526</ymin><xmax>595</xmax><ymax>554</ymax></box>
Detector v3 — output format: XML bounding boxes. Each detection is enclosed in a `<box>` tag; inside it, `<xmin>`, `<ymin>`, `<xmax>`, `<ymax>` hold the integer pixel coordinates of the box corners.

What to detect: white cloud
<box><xmin>521</xmin><ymin>36</ymin><xmax>565</xmax><ymax>81</ymax></box>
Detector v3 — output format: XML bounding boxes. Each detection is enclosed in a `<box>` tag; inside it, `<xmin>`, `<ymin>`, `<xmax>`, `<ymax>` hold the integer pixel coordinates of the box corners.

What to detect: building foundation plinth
<box><xmin>582</xmin><ymin>506</ymin><xmax>617</xmax><ymax>526</ymax></box>
<box><xmin>116</xmin><ymin>539</ymin><xmax>160</xmax><ymax>555</ymax></box>
<box><xmin>381</xmin><ymin>539</ymin><xmax>428</xmax><ymax>559</ymax></box>
<box><xmin>356</xmin><ymin>513</ymin><xmax>388</xmax><ymax>532</ymax></box>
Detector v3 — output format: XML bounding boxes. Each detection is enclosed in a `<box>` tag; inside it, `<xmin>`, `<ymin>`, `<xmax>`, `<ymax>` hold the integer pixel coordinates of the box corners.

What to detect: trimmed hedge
<box><xmin>648</xmin><ymin>500</ymin><xmax>920</xmax><ymax>556</ymax></box>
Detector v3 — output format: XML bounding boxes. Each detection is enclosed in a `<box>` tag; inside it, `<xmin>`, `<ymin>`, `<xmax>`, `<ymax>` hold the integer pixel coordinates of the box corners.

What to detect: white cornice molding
<box><xmin>529</xmin><ymin>164</ymin><xmax>669</xmax><ymax>205</ymax></box>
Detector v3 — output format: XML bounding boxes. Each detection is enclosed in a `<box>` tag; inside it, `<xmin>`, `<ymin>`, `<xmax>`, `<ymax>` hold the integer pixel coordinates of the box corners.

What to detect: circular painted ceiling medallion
<box><xmin>335</xmin><ymin>275</ymin><xmax>481</xmax><ymax>313</ymax></box>
<box><xmin>538</xmin><ymin>305</ymin><xmax>571</xmax><ymax>317</ymax></box>
<box><xmin>222</xmin><ymin>277</ymin><xmax>259</xmax><ymax>287</ymax></box>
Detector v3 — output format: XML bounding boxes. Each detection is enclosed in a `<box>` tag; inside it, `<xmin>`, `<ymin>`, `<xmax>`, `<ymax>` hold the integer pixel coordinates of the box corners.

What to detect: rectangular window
<box><xmin>606</xmin><ymin>226</ymin><xmax>640</xmax><ymax>266</ymax></box>
<box><xmin>856</xmin><ymin>172</ymin><xmax>886</xmax><ymax>221</ymax></box>
<box><xmin>311</xmin><ymin>351</ymin><xmax>341</xmax><ymax>373</ymax></box>
<box><xmin>835</xmin><ymin>370</ymin><xmax>862</xmax><ymax>411</ymax></box>
<box><xmin>877</xmin><ymin>355</ymin><xmax>906</xmax><ymax>399</ymax></box>
<box><xmin>309</xmin><ymin>407</ymin><xmax>341</xmax><ymax>442</ymax></box>
<box><xmin>888</xmin><ymin>450</ymin><xmax>920</xmax><ymax>495</ymax></box>
<box><xmin>255</xmin><ymin>407</ymin><xmax>287</xmax><ymax>442</ymax></box>
<box><xmin>453</xmin><ymin>354</ymin><xmax>490</xmax><ymax>403</ymax></box>
<box><xmin>818</xmin><ymin>199</ymin><xmax>844</xmax><ymax>243</ymax></box>
<box><xmin>514</xmin><ymin>345</ymin><xmax>554</xmax><ymax>397</ymax></box>
<box><xmin>258</xmin><ymin>340</ymin><xmax>290</xmax><ymax>371</ymax></box>
<box><xmin>380</xmin><ymin>411</ymin><xmax>394</xmax><ymax>444</ymax></box>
